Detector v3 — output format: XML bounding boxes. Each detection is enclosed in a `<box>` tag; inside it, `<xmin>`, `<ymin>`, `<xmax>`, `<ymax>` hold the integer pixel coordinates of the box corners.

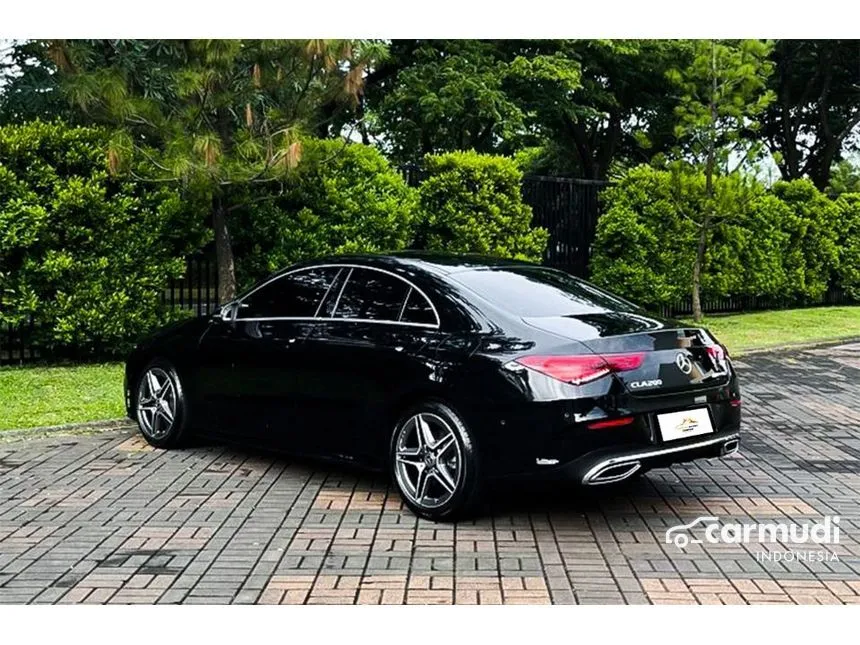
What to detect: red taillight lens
<box><xmin>706</xmin><ymin>344</ymin><xmax>729</xmax><ymax>372</ymax></box>
<box><xmin>587</xmin><ymin>416</ymin><xmax>635</xmax><ymax>430</ymax></box>
<box><xmin>515</xmin><ymin>352</ymin><xmax>645</xmax><ymax>385</ymax></box>
<box><xmin>706</xmin><ymin>344</ymin><xmax>726</xmax><ymax>362</ymax></box>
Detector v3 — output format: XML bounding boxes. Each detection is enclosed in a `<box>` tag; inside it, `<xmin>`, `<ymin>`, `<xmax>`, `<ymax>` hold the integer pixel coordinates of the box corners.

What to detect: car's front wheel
<box><xmin>390</xmin><ymin>401</ymin><xmax>481</xmax><ymax>521</ymax></box>
<box><xmin>134</xmin><ymin>358</ymin><xmax>192</xmax><ymax>448</ymax></box>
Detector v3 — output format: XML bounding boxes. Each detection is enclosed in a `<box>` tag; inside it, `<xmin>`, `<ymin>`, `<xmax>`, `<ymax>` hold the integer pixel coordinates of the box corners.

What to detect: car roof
<box><xmin>289</xmin><ymin>251</ymin><xmax>538</xmax><ymax>277</ymax></box>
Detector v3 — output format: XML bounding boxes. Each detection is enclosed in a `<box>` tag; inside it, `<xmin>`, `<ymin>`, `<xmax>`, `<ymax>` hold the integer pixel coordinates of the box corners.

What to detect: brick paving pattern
<box><xmin>1</xmin><ymin>342</ymin><xmax>859</xmax><ymax>604</ymax></box>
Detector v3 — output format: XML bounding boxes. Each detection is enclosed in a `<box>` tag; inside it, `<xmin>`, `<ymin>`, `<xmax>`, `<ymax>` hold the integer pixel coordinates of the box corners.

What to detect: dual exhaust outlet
<box><xmin>584</xmin><ymin>437</ymin><xmax>740</xmax><ymax>485</ymax></box>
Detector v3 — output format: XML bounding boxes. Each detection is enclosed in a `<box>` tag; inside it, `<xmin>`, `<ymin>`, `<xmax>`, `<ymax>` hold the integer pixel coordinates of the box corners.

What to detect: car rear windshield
<box><xmin>450</xmin><ymin>267</ymin><xmax>641</xmax><ymax>317</ymax></box>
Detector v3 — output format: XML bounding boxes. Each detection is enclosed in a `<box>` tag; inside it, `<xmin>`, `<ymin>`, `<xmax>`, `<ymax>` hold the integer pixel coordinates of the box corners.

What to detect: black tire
<box><xmin>389</xmin><ymin>400</ymin><xmax>481</xmax><ymax>522</ymax></box>
<box><xmin>133</xmin><ymin>358</ymin><xmax>192</xmax><ymax>449</ymax></box>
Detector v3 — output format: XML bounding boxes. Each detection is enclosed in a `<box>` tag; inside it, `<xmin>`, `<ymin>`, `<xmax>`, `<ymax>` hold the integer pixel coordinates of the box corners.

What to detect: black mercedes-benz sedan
<box><xmin>125</xmin><ymin>252</ymin><xmax>741</xmax><ymax>521</ymax></box>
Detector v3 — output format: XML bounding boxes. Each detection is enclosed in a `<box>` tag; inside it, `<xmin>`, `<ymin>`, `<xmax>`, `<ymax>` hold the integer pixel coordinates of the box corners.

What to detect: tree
<box><xmin>508</xmin><ymin>39</ymin><xmax>687</xmax><ymax>179</ymax></box>
<box><xmin>46</xmin><ymin>39</ymin><xmax>386</xmax><ymax>303</ymax></box>
<box><xmin>363</xmin><ymin>40</ymin><xmax>528</xmax><ymax>163</ymax></box>
<box><xmin>666</xmin><ymin>39</ymin><xmax>775</xmax><ymax>321</ymax></box>
<box><xmin>761</xmin><ymin>40</ymin><xmax>860</xmax><ymax>190</ymax></box>
<box><xmin>590</xmin><ymin>167</ymin><xmax>842</xmax><ymax>309</ymax></box>
<box><xmin>0</xmin><ymin>40</ymin><xmax>75</xmax><ymax>124</ymax></box>
<box><xmin>834</xmin><ymin>193</ymin><xmax>860</xmax><ymax>299</ymax></box>
<box><xmin>827</xmin><ymin>158</ymin><xmax>860</xmax><ymax>197</ymax></box>
<box><xmin>364</xmin><ymin>40</ymin><xmax>684</xmax><ymax>179</ymax></box>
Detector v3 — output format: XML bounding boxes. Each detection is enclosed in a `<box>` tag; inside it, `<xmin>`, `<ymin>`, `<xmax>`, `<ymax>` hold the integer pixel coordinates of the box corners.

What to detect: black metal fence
<box><xmin>522</xmin><ymin>176</ymin><xmax>606</xmax><ymax>277</ymax></box>
<box><xmin>656</xmin><ymin>286</ymin><xmax>854</xmax><ymax>319</ymax></box>
<box><xmin>1</xmin><ymin>316</ymin><xmax>41</xmax><ymax>366</ymax></box>
<box><xmin>160</xmin><ymin>254</ymin><xmax>219</xmax><ymax>317</ymax></box>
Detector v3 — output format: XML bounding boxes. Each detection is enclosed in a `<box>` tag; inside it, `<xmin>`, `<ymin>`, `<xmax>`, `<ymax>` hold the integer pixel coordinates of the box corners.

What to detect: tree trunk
<box><xmin>212</xmin><ymin>196</ymin><xmax>237</xmax><ymax>304</ymax></box>
<box><xmin>692</xmin><ymin>40</ymin><xmax>718</xmax><ymax>324</ymax></box>
<box><xmin>691</xmin><ymin>219</ymin><xmax>709</xmax><ymax>322</ymax></box>
<box><xmin>808</xmin><ymin>138</ymin><xmax>841</xmax><ymax>191</ymax></box>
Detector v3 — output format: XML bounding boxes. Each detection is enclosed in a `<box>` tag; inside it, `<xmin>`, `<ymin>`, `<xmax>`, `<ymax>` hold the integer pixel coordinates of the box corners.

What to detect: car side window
<box><xmin>237</xmin><ymin>267</ymin><xmax>341</xmax><ymax>319</ymax></box>
<box><xmin>400</xmin><ymin>288</ymin><xmax>437</xmax><ymax>325</ymax></box>
<box><xmin>332</xmin><ymin>268</ymin><xmax>411</xmax><ymax>322</ymax></box>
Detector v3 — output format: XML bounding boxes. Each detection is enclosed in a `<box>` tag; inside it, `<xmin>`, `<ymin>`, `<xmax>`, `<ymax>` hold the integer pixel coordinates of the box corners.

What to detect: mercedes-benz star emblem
<box><xmin>675</xmin><ymin>352</ymin><xmax>693</xmax><ymax>374</ymax></box>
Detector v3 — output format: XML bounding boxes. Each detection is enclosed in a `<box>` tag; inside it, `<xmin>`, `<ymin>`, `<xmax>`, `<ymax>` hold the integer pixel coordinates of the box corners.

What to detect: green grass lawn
<box><xmin>0</xmin><ymin>306</ymin><xmax>858</xmax><ymax>431</ymax></box>
<box><xmin>690</xmin><ymin>306</ymin><xmax>860</xmax><ymax>356</ymax></box>
<box><xmin>0</xmin><ymin>362</ymin><xmax>125</xmax><ymax>431</ymax></box>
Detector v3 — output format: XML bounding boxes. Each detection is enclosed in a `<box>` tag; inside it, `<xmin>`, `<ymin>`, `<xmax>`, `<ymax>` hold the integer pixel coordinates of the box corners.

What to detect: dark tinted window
<box><xmin>451</xmin><ymin>267</ymin><xmax>641</xmax><ymax>317</ymax></box>
<box><xmin>401</xmin><ymin>288</ymin><xmax>437</xmax><ymax>325</ymax></box>
<box><xmin>238</xmin><ymin>267</ymin><xmax>340</xmax><ymax>319</ymax></box>
<box><xmin>333</xmin><ymin>268</ymin><xmax>410</xmax><ymax>322</ymax></box>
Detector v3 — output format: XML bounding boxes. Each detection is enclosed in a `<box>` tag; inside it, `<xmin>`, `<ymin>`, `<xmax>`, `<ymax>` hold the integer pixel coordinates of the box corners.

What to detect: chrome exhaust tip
<box><xmin>721</xmin><ymin>439</ymin><xmax>740</xmax><ymax>456</ymax></box>
<box><xmin>584</xmin><ymin>461</ymin><xmax>641</xmax><ymax>485</ymax></box>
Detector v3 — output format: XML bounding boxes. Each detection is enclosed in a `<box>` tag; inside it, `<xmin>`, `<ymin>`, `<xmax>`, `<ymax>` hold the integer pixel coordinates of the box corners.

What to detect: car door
<box><xmin>304</xmin><ymin>267</ymin><xmax>442</xmax><ymax>463</ymax></box>
<box><xmin>197</xmin><ymin>266</ymin><xmax>343</xmax><ymax>449</ymax></box>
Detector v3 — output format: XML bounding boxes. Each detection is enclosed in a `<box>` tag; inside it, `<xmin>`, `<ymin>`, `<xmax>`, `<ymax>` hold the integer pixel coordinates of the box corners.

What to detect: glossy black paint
<box><xmin>126</xmin><ymin>252</ymin><xmax>741</xmax><ymax>481</ymax></box>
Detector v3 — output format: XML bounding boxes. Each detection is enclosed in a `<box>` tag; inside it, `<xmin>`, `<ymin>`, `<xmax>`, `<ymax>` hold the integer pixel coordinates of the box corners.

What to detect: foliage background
<box><xmin>0</xmin><ymin>39</ymin><xmax>857</xmax><ymax>359</ymax></box>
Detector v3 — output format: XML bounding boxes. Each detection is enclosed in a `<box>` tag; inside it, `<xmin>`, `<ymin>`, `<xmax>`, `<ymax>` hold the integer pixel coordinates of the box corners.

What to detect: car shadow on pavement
<box><xmin>187</xmin><ymin>432</ymin><xmax>659</xmax><ymax>520</ymax></box>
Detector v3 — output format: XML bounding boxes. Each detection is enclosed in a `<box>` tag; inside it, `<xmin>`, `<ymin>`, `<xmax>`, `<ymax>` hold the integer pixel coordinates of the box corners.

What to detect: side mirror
<box><xmin>217</xmin><ymin>301</ymin><xmax>239</xmax><ymax>322</ymax></box>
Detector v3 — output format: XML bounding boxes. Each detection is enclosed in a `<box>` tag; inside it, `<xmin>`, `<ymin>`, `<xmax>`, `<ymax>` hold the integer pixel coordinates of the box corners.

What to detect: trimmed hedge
<box><xmin>231</xmin><ymin>139</ymin><xmax>417</xmax><ymax>289</ymax></box>
<box><xmin>835</xmin><ymin>193</ymin><xmax>860</xmax><ymax>300</ymax></box>
<box><xmin>0</xmin><ymin>121</ymin><xmax>208</xmax><ymax>354</ymax></box>
<box><xmin>233</xmin><ymin>147</ymin><xmax>551</xmax><ymax>288</ymax></box>
<box><xmin>414</xmin><ymin>151</ymin><xmax>548</xmax><ymax>262</ymax></box>
<box><xmin>590</xmin><ymin>165</ymin><xmax>853</xmax><ymax>308</ymax></box>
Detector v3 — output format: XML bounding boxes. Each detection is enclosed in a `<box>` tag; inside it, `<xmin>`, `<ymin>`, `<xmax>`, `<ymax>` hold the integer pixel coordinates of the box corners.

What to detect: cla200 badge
<box><xmin>630</xmin><ymin>379</ymin><xmax>663</xmax><ymax>389</ymax></box>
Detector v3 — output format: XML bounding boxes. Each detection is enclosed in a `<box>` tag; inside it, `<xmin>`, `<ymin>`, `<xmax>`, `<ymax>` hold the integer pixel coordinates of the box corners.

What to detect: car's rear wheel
<box><xmin>390</xmin><ymin>401</ymin><xmax>481</xmax><ymax>522</ymax></box>
<box><xmin>135</xmin><ymin>358</ymin><xmax>192</xmax><ymax>448</ymax></box>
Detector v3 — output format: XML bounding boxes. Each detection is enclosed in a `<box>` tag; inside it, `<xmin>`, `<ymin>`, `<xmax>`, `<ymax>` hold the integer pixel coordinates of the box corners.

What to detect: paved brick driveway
<box><xmin>1</xmin><ymin>342</ymin><xmax>859</xmax><ymax>605</ymax></box>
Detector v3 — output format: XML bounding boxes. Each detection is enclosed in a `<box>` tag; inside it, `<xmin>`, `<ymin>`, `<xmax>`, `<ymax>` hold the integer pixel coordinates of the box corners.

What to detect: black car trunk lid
<box><xmin>521</xmin><ymin>311</ymin><xmax>730</xmax><ymax>394</ymax></box>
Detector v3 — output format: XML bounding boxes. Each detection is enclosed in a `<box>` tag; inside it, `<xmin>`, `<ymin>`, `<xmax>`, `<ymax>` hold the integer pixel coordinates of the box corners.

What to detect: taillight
<box><xmin>515</xmin><ymin>352</ymin><xmax>645</xmax><ymax>385</ymax></box>
<box><xmin>706</xmin><ymin>344</ymin><xmax>726</xmax><ymax>362</ymax></box>
<box><xmin>587</xmin><ymin>416</ymin><xmax>635</xmax><ymax>430</ymax></box>
<box><xmin>706</xmin><ymin>344</ymin><xmax>728</xmax><ymax>371</ymax></box>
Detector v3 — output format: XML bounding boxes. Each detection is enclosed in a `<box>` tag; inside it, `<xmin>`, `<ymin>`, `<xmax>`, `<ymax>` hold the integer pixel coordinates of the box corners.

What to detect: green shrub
<box><xmin>730</xmin><ymin>193</ymin><xmax>796</xmax><ymax>297</ymax></box>
<box><xmin>415</xmin><ymin>151</ymin><xmax>548</xmax><ymax>261</ymax></box>
<box><xmin>835</xmin><ymin>193</ymin><xmax>860</xmax><ymax>299</ymax></box>
<box><xmin>590</xmin><ymin>166</ymin><xmax>699</xmax><ymax>305</ymax></box>
<box><xmin>231</xmin><ymin>139</ymin><xmax>416</xmax><ymax>288</ymax></box>
<box><xmin>770</xmin><ymin>179</ymin><xmax>841</xmax><ymax>300</ymax></box>
<box><xmin>0</xmin><ymin>121</ymin><xmax>207</xmax><ymax>354</ymax></box>
<box><xmin>590</xmin><ymin>166</ymin><xmax>841</xmax><ymax>307</ymax></box>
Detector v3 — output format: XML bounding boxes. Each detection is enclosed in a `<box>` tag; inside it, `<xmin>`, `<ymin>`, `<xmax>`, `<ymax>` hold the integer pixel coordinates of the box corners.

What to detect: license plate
<box><xmin>657</xmin><ymin>408</ymin><xmax>713</xmax><ymax>442</ymax></box>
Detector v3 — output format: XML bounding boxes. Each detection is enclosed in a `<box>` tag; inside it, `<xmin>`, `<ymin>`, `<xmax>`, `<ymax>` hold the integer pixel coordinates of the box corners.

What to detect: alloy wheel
<box><xmin>394</xmin><ymin>412</ymin><xmax>463</xmax><ymax>510</ymax></box>
<box><xmin>137</xmin><ymin>367</ymin><xmax>177</xmax><ymax>440</ymax></box>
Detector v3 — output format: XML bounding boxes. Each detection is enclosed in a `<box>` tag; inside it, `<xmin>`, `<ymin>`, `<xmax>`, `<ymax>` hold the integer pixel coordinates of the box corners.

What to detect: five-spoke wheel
<box><xmin>394</xmin><ymin>412</ymin><xmax>463</xmax><ymax>509</ymax></box>
<box><xmin>390</xmin><ymin>401</ymin><xmax>480</xmax><ymax>521</ymax></box>
<box><xmin>134</xmin><ymin>359</ymin><xmax>190</xmax><ymax>448</ymax></box>
<box><xmin>137</xmin><ymin>367</ymin><xmax>177</xmax><ymax>439</ymax></box>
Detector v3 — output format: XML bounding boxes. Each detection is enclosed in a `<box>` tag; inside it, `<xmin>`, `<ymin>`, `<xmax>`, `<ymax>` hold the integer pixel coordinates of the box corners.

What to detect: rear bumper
<box><xmin>541</xmin><ymin>430</ymin><xmax>740</xmax><ymax>485</ymax></box>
